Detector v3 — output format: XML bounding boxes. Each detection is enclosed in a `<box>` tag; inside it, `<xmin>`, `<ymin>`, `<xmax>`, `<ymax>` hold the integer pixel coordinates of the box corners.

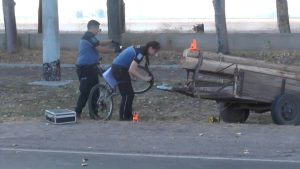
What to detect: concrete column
<box><xmin>42</xmin><ymin>0</ymin><xmax>60</xmax><ymax>81</ymax></box>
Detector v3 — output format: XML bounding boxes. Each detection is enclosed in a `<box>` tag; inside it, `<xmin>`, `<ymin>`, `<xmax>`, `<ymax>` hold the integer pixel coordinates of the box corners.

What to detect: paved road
<box><xmin>1</xmin><ymin>121</ymin><xmax>300</xmax><ymax>168</ymax></box>
<box><xmin>1</xmin><ymin>148</ymin><xmax>300</xmax><ymax>169</ymax></box>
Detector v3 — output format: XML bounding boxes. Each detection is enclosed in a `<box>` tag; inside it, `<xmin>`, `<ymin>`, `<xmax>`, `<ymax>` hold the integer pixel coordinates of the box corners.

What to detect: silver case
<box><xmin>45</xmin><ymin>109</ymin><xmax>76</xmax><ymax>124</ymax></box>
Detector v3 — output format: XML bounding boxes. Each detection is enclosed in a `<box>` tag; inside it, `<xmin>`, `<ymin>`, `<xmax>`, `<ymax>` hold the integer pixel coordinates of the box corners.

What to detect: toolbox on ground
<box><xmin>45</xmin><ymin>109</ymin><xmax>76</xmax><ymax>124</ymax></box>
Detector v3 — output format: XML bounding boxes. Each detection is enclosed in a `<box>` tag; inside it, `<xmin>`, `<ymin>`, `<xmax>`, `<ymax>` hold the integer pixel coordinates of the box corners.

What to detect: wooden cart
<box><xmin>180</xmin><ymin>50</ymin><xmax>300</xmax><ymax>125</ymax></box>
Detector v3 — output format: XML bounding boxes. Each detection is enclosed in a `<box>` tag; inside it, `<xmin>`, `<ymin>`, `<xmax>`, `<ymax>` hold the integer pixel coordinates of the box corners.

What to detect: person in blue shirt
<box><xmin>112</xmin><ymin>41</ymin><xmax>160</xmax><ymax>121</ymax></box>
<box><xmin>75</xmin><ymin>20</ymin><xmax>116</xmax><ymax>120</ymax></box>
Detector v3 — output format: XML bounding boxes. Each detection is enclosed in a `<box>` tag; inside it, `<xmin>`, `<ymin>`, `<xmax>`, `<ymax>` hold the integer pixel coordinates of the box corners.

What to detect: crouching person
<box><xmin>112</xmin><ymin>41</ymin><xmax>160</xmax><ymax>121</ymax></box>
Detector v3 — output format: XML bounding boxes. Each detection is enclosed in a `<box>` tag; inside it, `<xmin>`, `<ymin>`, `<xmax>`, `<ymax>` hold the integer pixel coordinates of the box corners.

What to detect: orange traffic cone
<box><xmin>189</xmin><ymin>39</ymin><xmax>199</xmax><ymax>51</ymax></box>
<box><xmin>133</xmin><ymin>112</ymin><xmax>139</xmax><ymax>122</ymax></box>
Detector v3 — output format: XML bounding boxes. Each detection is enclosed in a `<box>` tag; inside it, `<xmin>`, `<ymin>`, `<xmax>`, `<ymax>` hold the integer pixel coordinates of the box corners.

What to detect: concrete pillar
<box><xmin>42</xmin><ymin>0</ymin><xmax>60</xmax><ymax>81</ymax></box>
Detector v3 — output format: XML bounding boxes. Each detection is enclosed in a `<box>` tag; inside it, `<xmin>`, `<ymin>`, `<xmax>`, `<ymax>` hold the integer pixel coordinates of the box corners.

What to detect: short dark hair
<box><xmin>145</xmin><ymin>41</ymin><xmax>160</xmax><ymax>52</ymax></box>
<box><xmin>87</xmin><ymin>20</ymin><xmax>100</xmax><ymax>30</ymax></box>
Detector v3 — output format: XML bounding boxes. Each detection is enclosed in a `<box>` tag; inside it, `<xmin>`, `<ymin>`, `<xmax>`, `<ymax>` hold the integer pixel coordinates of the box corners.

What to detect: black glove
<box><xmin>148</xmin><ymin>74</ymin><xmax>154</xmax><ymax>83</ymax></box>
<box><xmin>111</xmin><ymin>40</ymin><xmax>121</xmax><ymax>53</ymax></box>
<box><xmin>111</xmin><ymin>40</ymin><xmax>120</xmax><ymax>46</ymax></box>
<box><xmin>114</xmin><ymin>46</ymin><xmax>122</xmax><ymax>53</ymax></box>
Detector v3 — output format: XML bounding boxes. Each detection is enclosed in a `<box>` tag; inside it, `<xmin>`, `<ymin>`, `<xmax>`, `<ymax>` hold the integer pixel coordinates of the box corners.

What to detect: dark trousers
<box><xmin>75</xmin><ymin>65</ymin><xmax>99</xmax><ymax>117</ymax></box>
<box><xmin>112</xmin><ymin>65</ymin><xmax>134</xmax><ymax>120</ymax></box>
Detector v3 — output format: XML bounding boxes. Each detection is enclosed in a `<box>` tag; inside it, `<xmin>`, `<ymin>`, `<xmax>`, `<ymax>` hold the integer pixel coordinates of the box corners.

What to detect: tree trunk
<box><xmin>276</xmin><ymin>0</ymin><xmax>291</xmax><ymax>33</ymax></box>
<box><xmin>107</xmin><ymin>0</ymin><xmax>124</xmax><ymax>43</ymax></box>
<box><xmin>213</xmin><ymin>0</ymin><xmax>229</xmax><ymax>54</ymax></box>
<box><xmin>42</xmin><ymin>0</ymin><xmax>61</xmax><ymax>81</ymax></box>
<box><xmin>2</xmin><ymin>0</ymin><xmax>18</xmax><ymax>53</ymax></box>
<box><xmin>38</xmin><ymin>0</ymin><xmax>42</xmax><ymax>33</ymax></box>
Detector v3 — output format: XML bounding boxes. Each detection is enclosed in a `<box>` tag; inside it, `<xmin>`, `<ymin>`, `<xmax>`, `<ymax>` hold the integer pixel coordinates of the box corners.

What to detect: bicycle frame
<box><xmin>95</xmin><ymin>63</ymin><xmax>118</xmax><ymax>95</ymax></box>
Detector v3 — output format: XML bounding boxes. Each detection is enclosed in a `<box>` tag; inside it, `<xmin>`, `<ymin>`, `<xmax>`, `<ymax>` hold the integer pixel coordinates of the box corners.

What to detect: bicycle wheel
<box><xmin>88</xmin><ymin>84</ymin><xmax>113</xmax><ymax>120</ymax></box>
<box><xmin>131</xmin><ymin>65</ymin><xmax>154</xmax><ymax>94</ymax></box>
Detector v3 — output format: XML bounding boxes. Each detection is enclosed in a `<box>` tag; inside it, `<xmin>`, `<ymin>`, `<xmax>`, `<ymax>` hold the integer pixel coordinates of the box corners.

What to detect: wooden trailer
<box><xmin>179</xmin><ymin>50</ymin><xmax>300</xmax><ymax>125</ymax></box>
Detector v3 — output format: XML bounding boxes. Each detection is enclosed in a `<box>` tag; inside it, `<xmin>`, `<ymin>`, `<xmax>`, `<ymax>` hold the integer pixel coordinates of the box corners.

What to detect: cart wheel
<box><xmin>218</xmin><ymin>103</ymin><xmax>249</xmax><ymax>123</ymax></box>
<box><xmin>271</xmin><ymin>94</ymin><xmax>300</xmax><ymax>125</ymax></box>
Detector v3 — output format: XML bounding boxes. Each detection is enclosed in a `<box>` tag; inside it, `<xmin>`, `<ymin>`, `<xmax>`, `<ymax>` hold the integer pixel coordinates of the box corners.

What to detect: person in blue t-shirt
<box><xmin>75</xmin><ymin>20</ymin><xmax>117</xmax><ymax>120</ymax></box>
<box><xmin>112</xmin><ymin>41</ymin><xmax>160</xmax><ymax>121</ymax></box>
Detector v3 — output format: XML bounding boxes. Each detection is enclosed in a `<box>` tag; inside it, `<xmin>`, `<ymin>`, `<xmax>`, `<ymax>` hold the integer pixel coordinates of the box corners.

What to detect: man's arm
<box><xmin>86</xmin><ymin>36</ymin><xmax>114</xmax><ymax>53</ymax></box>
<box><xmin>129</xmin><ymin>61</ymin><xmax>152</xmax><ymax>81</ymax></box>
<box><xmin>99</xmin><ymin>40</ymin><xmax>112</xmax><ymax>46</ymax></box>
<box><xmin>95</xmin><ymin>45</ymin><xmax>115</xmax><ymax>54</ymax></box>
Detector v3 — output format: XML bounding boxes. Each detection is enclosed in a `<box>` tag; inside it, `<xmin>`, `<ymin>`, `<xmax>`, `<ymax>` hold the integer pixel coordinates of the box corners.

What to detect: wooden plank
<box><xmin>200</xmin><ymin>59</ymin><xmax>300</xmax><ymax>80</ymax></box>
<box><xmin>180</xmin><ymin>56</ymin><xmax>199</xmax><ymax>70</ymax></box>
<box><xmin>238</xmin><ymin>69</ymin><xmax>300</xmax><ymax>103</ymax></box>
<box><xmin>196</xmin><ymin>72</ymin><xmax>232</xmax><ymax>85</ymax></box>
<box><xmin>180</xmin><ymin>57</ymin><xmax>300</xmax><ymax>80</ymax></box>
<box><xmin>180</xmin><ymin>51</ymin><xmax>300</xmax><ymax>74</ymax></box>
<box><xmin>196</xmin><ymin>86</ymin><xmax>233</xmax><ymax>93</ymax></box>
<box><xmin>203</xmin><ymin>52</ymin><xmax>300</xmax><ymax>74</ymax></box>
<box><xmin>179</xmin><ymin>50</ymin><xmax>201</xmax><ymax>70</ymax></box>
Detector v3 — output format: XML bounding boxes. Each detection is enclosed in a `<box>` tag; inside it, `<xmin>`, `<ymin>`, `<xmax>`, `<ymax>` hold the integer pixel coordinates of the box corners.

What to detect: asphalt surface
<box><xmin>1</xmin><ymin>121</ymin><xmax>300</xmax><ymax>169</ymax></box>
<box><xmin>1</xmin><ymin>148</ymin><xmax>300</xmax><ymax>169</ymax></box>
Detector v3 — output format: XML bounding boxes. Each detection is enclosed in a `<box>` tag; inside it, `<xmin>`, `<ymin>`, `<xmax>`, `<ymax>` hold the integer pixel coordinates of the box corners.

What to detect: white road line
<box><xmin>1</xmin><ymin>147</ymin><xmax>300</xmax><ymax>163</ymax></box>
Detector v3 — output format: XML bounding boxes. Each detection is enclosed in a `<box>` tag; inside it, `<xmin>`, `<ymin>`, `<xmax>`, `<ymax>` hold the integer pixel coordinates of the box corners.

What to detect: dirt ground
<box><xmin>0</xmin><ymin>49</ymin><xmax>299</xmax><ymax>124</ymax></box>
<box><xmin>0</xmin><ymin>68</ymin><xmax>271</xmax><ymax>125</ymax></box>
<box><xmin>0</xmin><ymin>66</ymin><xmax>211</xmax><ymax>122</ymax></box>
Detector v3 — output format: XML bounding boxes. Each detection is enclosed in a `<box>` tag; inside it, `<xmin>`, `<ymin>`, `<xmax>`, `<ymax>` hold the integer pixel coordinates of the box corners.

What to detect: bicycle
<box><xmin>87</xmin><ymin>51</ymin><xmax>154</xmax><ymax>120</ymax></box>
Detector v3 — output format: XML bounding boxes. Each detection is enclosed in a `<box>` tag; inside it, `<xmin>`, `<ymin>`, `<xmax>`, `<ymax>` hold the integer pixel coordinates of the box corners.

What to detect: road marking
<box><xmin>1</xmin><ymin>147</ymin><xmax>300</xmax><ymax>163</ymax></box>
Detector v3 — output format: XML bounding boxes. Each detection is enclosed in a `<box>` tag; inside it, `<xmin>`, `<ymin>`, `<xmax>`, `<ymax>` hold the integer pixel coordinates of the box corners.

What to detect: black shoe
<box><xmin>94</xmin><ymin>113</ymin><xmax>100</xmax><ymax>120</ymax></box>
<box><xmin>90</xmin><ymin>113</ymin><xmax>100</xmax><ymax>120</ymax></box>
<box><xmin>123</xmin><ymin>116</ymin><xmax>133</xmax><ymax>121</ymax></box>
<box><xmin>75</xmin><ymin>111</ymin><xmax>81</xmax><ymax>119</ymax></box>
<box><xmin>76</xmin><ymin>112</ymin><xmax>81</xmax><ymax>119</ymax></box>
<box><xmin>125</xmin><ymin>115</ymin><xmax>133</xmax><ymax>121</ymax></box>
<box><xmin>123</xmin><ymin>118</ymin><xmax>132</xmax><ymax>121</ymax></box>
